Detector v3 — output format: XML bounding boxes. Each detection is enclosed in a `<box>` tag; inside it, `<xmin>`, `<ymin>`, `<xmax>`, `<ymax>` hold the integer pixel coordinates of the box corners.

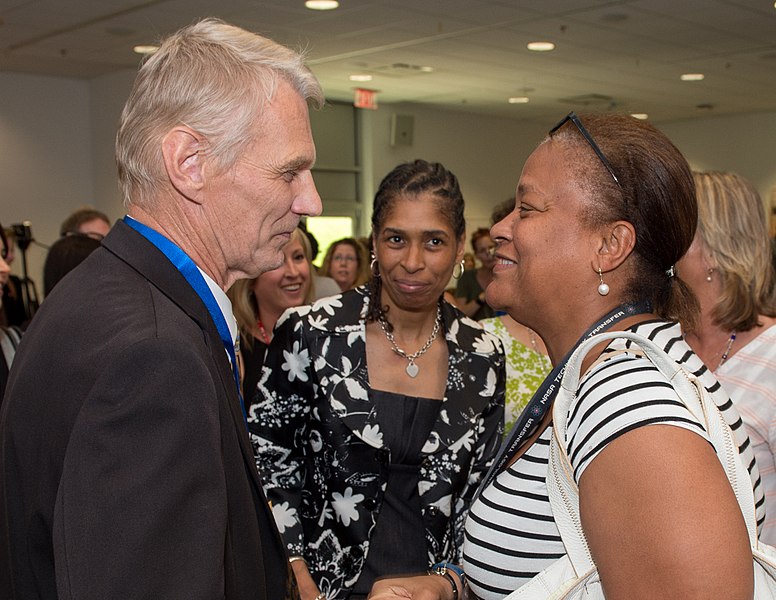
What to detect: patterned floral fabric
<box><xmin>249</xmin><ymin>286</ymin><xmax>505</xmax><ymax>599</ymax></box>
<box><xmin>480</xmin><ymin>317</ymin><xmax>552</xmax><ymax>435</ymax></box>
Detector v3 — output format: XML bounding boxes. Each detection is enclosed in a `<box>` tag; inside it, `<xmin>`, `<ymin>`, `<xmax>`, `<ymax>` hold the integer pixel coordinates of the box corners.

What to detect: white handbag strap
<box><xmin>548</xmin><ymin>330</ymin><xmax>759</xmax><ymax>576</ymax></box>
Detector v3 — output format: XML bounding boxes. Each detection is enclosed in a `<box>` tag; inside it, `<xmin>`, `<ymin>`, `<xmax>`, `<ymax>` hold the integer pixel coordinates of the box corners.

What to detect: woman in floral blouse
<box><xmin>249</xmin><ymin>159</ymin><xmax>505</xmax><ymax>600</ymax></box>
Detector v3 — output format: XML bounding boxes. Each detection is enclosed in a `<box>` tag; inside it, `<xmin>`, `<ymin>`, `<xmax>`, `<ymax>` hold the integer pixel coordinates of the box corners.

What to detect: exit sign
<box><xmin>354</xmin><ymin>88</ymin><xmax>378</xmax><ymax>110</ymax></box>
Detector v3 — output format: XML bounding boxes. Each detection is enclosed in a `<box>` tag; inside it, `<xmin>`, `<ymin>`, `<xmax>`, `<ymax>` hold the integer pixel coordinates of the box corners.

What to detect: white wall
<box><xmin>0</xmin><ymin>72</ymin><xmax>94</xmax><ymax>293</ymax></box>
<box><xmin>89</xmin><ymin>70</ymin><xmax>136</xmax><ymax>220</ymax></box>
<box><xmin>659</xmin><ymin>111</ymin><xmax>776</xmax><ymax>209</ymax></box>
<box><xmin>366</xmin><ymin>103</ymin><xmax>547</xmax><ymax>235</ymax></box>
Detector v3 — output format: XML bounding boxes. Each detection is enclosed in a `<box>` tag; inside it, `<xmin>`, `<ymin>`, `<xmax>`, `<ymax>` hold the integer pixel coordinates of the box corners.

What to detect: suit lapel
<box><xmin>102</xmin><ymin>221</ymin><xmax>265</xmax><ymax>492</ymax></box>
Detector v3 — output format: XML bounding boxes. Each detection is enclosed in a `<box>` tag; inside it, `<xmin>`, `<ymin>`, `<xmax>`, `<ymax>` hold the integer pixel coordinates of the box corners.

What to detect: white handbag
<box><xmin>505</xmin><ymin>330</ymin><xmax>776</xmax><ymax>599</ymax></box>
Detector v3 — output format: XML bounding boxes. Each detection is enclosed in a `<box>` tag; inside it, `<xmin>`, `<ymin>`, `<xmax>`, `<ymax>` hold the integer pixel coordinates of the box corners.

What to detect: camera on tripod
<box><xmin>7</xmin><ymin>220</ymin><xmax>39</xmax><ymax>321</ymax></box>
<box><xmin>10</xmin><ymin>222</ymin><xmax>33</xmax><ymax>251</ymax></box>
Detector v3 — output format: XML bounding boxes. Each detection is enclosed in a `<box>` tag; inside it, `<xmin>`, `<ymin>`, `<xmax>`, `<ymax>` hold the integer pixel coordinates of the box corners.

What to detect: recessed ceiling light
<box><xmin>133</xmin><ymin>45</ymin><xmax>159</xmax><ymax>55</ymax></box>
<box><xmin>630</xmin><ymin>113</ymin><xmax>649</xmax><ymax>120</ymax></box>
<box><xmin>680</xmin><ymin>73</ymin><xmax>705</xmax><ymax>81</ymax></box>
<box><xmin>349</xmin><ymin>74</ymin><xmax>373</xmax><ymax>82</ymax></box>
<box><xmin>305</xmin><ymin>0</ymin><xmax>339</xmax><ymax>9</ymax></box>
<box><xmin>418</xmin><ymin>66</ymin><xmax>435</xmax><ymax>73</ymax></box>
<box><xmin>527</xmin><ymin>41</ymin><xmax>555</xmax><ymax>52</ymax></box>
<box><xmin>508</xmin><ymin>96</ymin><xmax>530</xmax><ymax>104</ymax></box>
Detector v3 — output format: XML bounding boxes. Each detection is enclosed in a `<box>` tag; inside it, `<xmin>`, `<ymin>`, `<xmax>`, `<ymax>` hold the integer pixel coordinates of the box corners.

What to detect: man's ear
<box><xmin>161</xmin><ymin>127</ymin><xmax>207</xmax><ymax>204</ymax></box>
<box><xmin>593</xmin><ymin>220</ymin><xmax>636</xmax><ymax>272</ymax></box>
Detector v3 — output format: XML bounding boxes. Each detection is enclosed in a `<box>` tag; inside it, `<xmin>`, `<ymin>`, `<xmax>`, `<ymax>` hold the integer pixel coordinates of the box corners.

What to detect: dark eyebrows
<box><xmin>383</xmin><ymin>226</ymin><xmax>450</xmax><ymax>239</ymax></box>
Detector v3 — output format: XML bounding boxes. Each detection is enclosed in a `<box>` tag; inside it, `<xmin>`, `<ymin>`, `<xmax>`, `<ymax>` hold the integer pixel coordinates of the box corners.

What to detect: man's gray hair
<box><xmin>116</xmin><ymin>18</ymin><xmax>324</xmax><ymax>208</ymax></box>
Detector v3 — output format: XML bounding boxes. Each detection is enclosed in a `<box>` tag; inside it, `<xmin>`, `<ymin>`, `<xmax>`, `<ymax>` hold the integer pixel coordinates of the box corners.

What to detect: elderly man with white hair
<box><xmin>0</xmin><ymin>19</ymin><xmax>323</xmax><ymax>600</ymax></box>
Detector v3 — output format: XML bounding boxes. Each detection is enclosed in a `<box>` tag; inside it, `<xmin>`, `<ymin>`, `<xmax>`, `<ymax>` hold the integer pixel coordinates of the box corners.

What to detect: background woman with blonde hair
<box><xmin>678</xmin><ymin>170</ymin><xmax>776</xmax><ymax>543</ymax></box>
<box><xmin>228</xmin><ymin>227</ymin><xmax>315</xmax><ymax>397</ymax></box>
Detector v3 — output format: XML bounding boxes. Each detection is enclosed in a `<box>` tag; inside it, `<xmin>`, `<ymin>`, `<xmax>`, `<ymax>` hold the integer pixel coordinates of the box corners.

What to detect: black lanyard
<box><xmin>476</xmin><ymin>300</ymin><xmax>653</xmax><ymax>497</ymax></box>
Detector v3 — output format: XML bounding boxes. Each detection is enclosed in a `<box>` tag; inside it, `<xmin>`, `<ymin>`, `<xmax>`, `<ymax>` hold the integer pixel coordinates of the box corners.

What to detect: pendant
<box><xmin>406</xmin><ymin>362</ymin><xmax>419</xmax><ymax>378</ymax></box>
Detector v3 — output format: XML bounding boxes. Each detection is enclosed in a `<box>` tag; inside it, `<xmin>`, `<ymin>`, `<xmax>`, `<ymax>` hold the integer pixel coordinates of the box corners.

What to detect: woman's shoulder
<box><xmin>596</xmin><ymin>319</ymin><xmax>699</xmax><ymax>371</ymax></box>
<box><xmin>619</xmin><ymin>319</ymin><xmax>684</xmax><ymax>350</ymax></box>
<box><xmin>479</xmin><ymin>315</ymin><xmax>502</xmax><ymax>333</ymax></box>
<box><xmin>277</xmin><ymin>288</ymin><xmax>368</xmax><ymax>333</ymax></box>
<box><xmin>572</xmin><ymin>320</ymin><xmax>702</xmax><ymax>430</ymax></box>
<box><xmin>717</xmin><ymin>322</ymin><xmax>776</xmax><ymax>393</ymax></box>
<box><xmin>567</xmin><ymin>327</ymin><xmax>708</xmax><ymax>482</ymax></box>
<box><xmin>735</xmin><ymin>321</ymin><xmax>776</xmax><ymax>359</ymax></box>
<box><xmin>442</xmin><ymin>301</ymin><xmax>504</xmax><ymax>357</ymax></box>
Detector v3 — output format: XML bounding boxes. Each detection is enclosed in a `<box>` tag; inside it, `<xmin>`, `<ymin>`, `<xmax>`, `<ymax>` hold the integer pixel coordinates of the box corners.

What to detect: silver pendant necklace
<box><xmin>377</xmin><ymin>304</ymin><xmax>442</xmax><ymax>378</ymax></box>
<box><xmin>525</xmin><ymin>325</ymin><xmax>552</xmax><ymax>371</ymax></box>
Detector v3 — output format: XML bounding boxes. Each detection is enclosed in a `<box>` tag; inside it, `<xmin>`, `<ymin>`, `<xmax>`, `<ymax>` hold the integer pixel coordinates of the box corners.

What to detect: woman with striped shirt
<box><xmin>370</xmin><ymin>114</ymin><xmax>761</xmax><ymax>600</ymax></box>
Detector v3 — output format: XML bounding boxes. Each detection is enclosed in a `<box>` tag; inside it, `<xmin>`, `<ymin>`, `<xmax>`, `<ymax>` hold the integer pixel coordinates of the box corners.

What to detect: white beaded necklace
<box><xmin>377</xmin><ymin>304</ymin><xmax>442</xmax><ymax>378</ymax></box>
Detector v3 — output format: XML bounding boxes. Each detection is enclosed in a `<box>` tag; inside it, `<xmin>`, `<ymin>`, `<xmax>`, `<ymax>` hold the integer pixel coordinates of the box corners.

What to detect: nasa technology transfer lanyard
<box><xmin>123</xmin><ymin>216</ymin><xmax>247</xmax><ymax>426</ymax></box>
<box><xmin>476</xmin><ymin>299</ymin><xmax>653</xmax><ymax>497</ymax></box>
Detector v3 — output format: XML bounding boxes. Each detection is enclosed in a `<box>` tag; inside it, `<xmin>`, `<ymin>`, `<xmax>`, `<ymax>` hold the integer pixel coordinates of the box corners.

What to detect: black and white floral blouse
<box><xmin>249</xmin><ymin>286</ymin><xmax>505</xmax><ymax>599</ymax></box>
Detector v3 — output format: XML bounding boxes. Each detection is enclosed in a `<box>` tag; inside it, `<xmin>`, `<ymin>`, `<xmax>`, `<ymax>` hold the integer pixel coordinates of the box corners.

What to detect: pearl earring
<box><xmin>597</xmin><ymin>268</ymin><xmax>610</xmax><ymax>296</ymax></box>
<box><xmin>706</xmin><ymin>268</ymin><xmax>713</xmax><ymax>282</ymax></box>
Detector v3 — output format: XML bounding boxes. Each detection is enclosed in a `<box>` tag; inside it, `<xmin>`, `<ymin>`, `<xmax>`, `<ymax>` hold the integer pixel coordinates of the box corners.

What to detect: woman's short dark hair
<box><xmin>470</xmin><ymin>228</ymin><xmax>491</xmax><ymax>252</ymax></box>
<box><xmin>367</xmin><ymin>159</ymin><xmax>465</xmax><ymax>324</ymax></box>
<box><xmin>43</xmin><ymin>234</ymin><xmax>102</xmax><ymax>296</ymax></box>
<box><xmin>59</xmin><ymin>207</ymin><xmax>110</xmax><ymax>237</ymax></box>
<box><xmin>548</xmin><ymin>113</ymin><xmax>699</xmax><ymax>326</ymax></box>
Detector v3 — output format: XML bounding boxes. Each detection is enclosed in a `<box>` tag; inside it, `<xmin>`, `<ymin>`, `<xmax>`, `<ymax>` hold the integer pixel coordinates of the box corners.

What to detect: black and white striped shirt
<box><xmin>463</xmin><ymin>321</ymin><xmax>765</xmax><ymax>599</ymax></box>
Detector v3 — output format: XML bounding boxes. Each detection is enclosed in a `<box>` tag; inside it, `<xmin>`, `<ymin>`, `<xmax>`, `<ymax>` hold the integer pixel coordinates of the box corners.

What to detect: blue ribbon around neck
<box><xmin>123</xmin><ymin>216</ymin><xmax>247</xmax><ymax>426</ymax></box>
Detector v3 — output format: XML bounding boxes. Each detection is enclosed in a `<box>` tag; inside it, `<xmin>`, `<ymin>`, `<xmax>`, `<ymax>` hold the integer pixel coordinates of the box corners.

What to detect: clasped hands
<box><xmin>368</xmin><ymin>573</ymin><xmax>458</xmax><ymax>600</ymax></box>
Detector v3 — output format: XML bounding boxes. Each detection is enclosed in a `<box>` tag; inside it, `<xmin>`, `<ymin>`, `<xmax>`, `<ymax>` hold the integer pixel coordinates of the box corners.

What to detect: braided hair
<box><xmin>366</xmin><ymin>159</ymin><xmax>465</xmax><ymax>326</ymax></box>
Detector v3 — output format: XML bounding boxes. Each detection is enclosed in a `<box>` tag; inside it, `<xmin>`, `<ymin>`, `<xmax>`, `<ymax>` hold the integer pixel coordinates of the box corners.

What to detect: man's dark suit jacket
<box><xmin>0</xmin><ymin>220</ymin><xmax>295</xmax><ymax>599</ymax></box>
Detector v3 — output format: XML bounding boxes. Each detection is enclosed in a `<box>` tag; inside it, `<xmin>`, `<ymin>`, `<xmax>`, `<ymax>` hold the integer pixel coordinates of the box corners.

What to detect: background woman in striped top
<box><xmin>370</xmin><ymin>114</ymin><xmax>761</xmax><ymax>600</ymax></box>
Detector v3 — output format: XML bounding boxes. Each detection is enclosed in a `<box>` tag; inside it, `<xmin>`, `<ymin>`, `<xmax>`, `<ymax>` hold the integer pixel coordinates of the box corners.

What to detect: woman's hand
<box><xmin>369</xmin><ymin>573</ymin><xmax>455</xmax><ymax>600</ymax></box>
<box><xmin>290</xmin><ymin>559</ymin><xmax>323</xmax><ymax>600</ymax></box>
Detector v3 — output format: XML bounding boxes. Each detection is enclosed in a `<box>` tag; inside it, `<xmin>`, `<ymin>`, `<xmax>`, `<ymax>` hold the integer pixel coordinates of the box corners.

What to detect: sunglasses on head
<box><xmin>549</xmin><ymin>111</ymin><xmax>621</xmax><ymax>188</ymax></box>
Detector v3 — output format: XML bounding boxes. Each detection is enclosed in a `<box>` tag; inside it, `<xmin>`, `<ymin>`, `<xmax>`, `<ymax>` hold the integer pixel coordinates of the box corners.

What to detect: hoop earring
<box><xmin>370</xmin><ymin>254</ymin><xmax>381</xmax><ymax>278</ymax></box>
<box><xmin>597</xmin><ymin>268</ymin><xmax>610</xmax><ymax>296</ymax></box>
<box><xmin>452</xmin><ymin>259</ymin><xmax>465</xmax><ymax>280</ymax></box>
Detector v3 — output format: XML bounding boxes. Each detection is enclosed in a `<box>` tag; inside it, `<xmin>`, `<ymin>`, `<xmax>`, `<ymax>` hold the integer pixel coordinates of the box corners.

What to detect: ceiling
<box><xmin>2</xmin><ymin>0</ymin><xmax>776</xmax><ymax>124</ymax></box>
